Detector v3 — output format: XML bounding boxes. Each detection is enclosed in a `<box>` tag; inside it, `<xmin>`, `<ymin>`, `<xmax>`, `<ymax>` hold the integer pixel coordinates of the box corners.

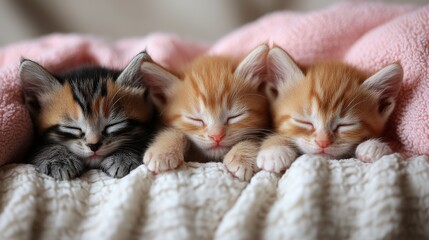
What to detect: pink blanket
<box><xmin>0</xmin><ymin>2</ymin><xmax>427</xmax><ymax>166</ymax></box>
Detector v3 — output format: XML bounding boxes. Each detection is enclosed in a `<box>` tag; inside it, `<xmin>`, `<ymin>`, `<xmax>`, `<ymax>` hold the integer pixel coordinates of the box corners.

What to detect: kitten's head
<box><xmin>266</xmin><ymin>47</ymin><xmax>403</xmax><ymax>158</ymax></box>
<box><xmin>140</xmin><ymin>45</ymin><xmax>270</xmax><ymax>160</ymax></box>
<box><xmin>20</xmin><ymin>52</ymin><xmax>155</xmax><ymax>162</ymax></box>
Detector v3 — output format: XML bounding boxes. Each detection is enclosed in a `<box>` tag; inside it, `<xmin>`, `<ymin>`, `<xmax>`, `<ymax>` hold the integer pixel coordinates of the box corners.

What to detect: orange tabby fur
<box><xmin>257</xmin><ymin>46</ymin><xmax>402</xmax><ymax>173</ymax></box>
<box><xmin>273</xmin><ymin>62</ymin><xmax>385</xmax><ymax>142</ymax></box>
<box><xmin>163</xmin><ymin>56</ymin><xmax>268</xmax><ymax>140</ymax></box>
<box><xmin>140</xmin><ymin>45</ymin><xmax>270</xmax><ymax>181</ymax></box>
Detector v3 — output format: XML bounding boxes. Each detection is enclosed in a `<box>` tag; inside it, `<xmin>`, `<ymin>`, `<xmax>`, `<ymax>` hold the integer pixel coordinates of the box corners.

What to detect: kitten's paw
<box><xmin>35</xmin><ymin>154</ymin><xmax>84</xmax><ymax>180</ymax></box>
<box><xmin>143</xmin><ymin>148</ymin><xmax>183</xmax><ymax>173</ymax></box>
<box><xmin>356</xmin><ymin>139</ymin><xmax>393</xmax><ymax>163</ymax></box>
<box><xmin>101</xmin><ymin>152</ymin><xmax>141</xmax><ymax>178</ymax></box>
<box><xmin>223</xmin><ymin>148</ymin><xmax>257</xmax><ymax>182</ymax></box>
<box><xmin>256</xmin><ymin>146</ymin><xmax>297</xmax><ymax>173</ymax></box>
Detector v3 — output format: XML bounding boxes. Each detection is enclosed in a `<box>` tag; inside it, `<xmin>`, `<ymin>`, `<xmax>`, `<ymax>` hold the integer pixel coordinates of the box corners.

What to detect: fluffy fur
<box><xmin>257</xmin><ymin>47</ymin><xmax>403</xmax><ymax>173</ymax></box>
<box><xmin>140</xmin><ymin>45</ymin><xmax>271</xmax><ymax>181</ymax></box>
<box><xmin>20</xmin><ymin>52</ymin><xmax>157</xmax><ymax>180</ymax></box>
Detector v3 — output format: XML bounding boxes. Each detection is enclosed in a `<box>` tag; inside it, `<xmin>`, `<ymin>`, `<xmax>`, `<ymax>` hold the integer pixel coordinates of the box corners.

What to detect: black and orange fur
<box><xmin>20</xmin><ymin>52</ymin><xmax>157</xmax><ymax>180</ymax></box>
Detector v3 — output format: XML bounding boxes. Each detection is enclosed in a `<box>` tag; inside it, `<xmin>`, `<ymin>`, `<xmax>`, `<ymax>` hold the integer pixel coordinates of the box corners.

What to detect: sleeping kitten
<box><xmin>138</xmin><ymin>45</ymin><xmax>271</xmax><ymax>181</ymax></box>
<box><xmin>257</xmin><ymin>46</ymin><xmax>403</xmax><ymax>173</ymax></box>
<box><xmin>20</xmin><ymin>52</ymin><xmax>156</xmax><ymax>180</ymax></box>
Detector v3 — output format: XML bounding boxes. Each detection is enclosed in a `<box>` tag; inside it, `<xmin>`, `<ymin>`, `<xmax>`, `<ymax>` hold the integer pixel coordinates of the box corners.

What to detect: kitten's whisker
<box><xmin>345</xmin><ymin>99</ymin><xmax>366</xmax><ymax>112</ymax></box>
<box><xmin>117</xmin><ymin>146</ymin><xmax>141</xmax><ymax>154</ymax></box>
<box><xmin>110</xmin><ymin>92</ymin><xmax>126</xmax><ymax>108</ymax></box>
<box><xmin>109</xmin><ymin>89</ymin><xmax>121</xmax><ymax>104</ymax></box>
<box><xmin>344</xmin><ymin>94</ymin><xmax>367</xmax><ymax>112</ymax></box>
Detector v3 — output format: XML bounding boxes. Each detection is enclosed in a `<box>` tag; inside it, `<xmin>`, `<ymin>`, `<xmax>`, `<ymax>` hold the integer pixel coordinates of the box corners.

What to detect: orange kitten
<box><xmin>140</xmin><ymin>45</ymin><xmax>270</xmax><ymax>181</ymax></box>
<box><xmin>257</xmin><ymin>46</ymin><xmax>403</xmax><ymax>173</ymax></box>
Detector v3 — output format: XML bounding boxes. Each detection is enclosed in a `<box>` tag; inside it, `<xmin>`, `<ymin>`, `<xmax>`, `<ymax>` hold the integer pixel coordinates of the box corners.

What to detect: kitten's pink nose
<box><xmin>316</xmin><ymin>139</ymin><xmax>332</xmax><ymax>149</ymax></box>
<box><xmin>209</xmin><ymin>131</ymin><xmax>225</xmax><ymax>143</ymax></box>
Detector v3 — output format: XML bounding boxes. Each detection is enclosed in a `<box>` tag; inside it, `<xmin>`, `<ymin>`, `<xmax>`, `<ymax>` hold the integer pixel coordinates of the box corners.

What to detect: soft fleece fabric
<box><xmin>0</xmin><ymin>2</ymin><xmax>428</xmax><ymax>166</ymax></box>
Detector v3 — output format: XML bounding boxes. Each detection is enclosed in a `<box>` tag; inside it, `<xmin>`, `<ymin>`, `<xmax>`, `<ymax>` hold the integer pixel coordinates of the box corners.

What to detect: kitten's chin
<box><xmin>84</xmin><ymin>155</ymin><xmax>104</xmax><ymax>167</ymax></box>
<box><xmin>188</xmin><ymin>137</ymin><xmax>232</xmax><ymax>160</ymax></box>
<box><xmin>311</xmin><ymin>153</ymin><xmax>334</xmax><ymax>158</ymax></box>
<box><xmin>195</xmin><ymin>143</ymin><xmax>231</xmax><ymax>160</ymax></box>
<box><xmin>204</xmin><ymin>147</ymin><xmax>230</xmax><ymax>160</ymax></box>
<box><xmin>68</xmin><ymin>144</ymin><xmax>117</xmax><ymax>159</ymax></box>
<box><xmin>72</xmin><ymin>151</ymin><xmax>106</xmax><ymax>167</ymax></box>
<box><xmin>296</xmin><ymin>142</ymin><xmax>353</xmax><ymax>159</ymax></box>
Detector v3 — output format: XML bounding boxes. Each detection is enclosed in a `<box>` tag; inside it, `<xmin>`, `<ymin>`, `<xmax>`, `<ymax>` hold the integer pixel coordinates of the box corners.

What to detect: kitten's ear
<box><xmin>362</xmin><ymin>63</ymin><xmax>403</xmax><ymax>120</ymax></box>
<box><xmin>266</xmin><ymin>47</ymin><xmax>304</xmax><ymax>101</ymax></box>
<box><xmin>19</xmin><ymin>59</ymin><xmax>62</xmax><ymax>114</ymax></box>
<box><xmin>140</xmin><ymin>59</ymin><xmax>180</xmax><ymax>108</ymax></box>
<box><xmin>234</xmin><ymin>44</ymin><xmax>269</xmax><ymax>86</ymax></box>
<box><xmin>117</xmin><ymin>51</ymin><xmax>152</xmax><ymax>88</ymax></box>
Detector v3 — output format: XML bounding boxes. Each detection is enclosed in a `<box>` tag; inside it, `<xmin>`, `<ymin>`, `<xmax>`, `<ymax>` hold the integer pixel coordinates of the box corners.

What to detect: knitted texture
<box><xmin>0</xmin><ymin>154</ymin><xmax>428</xmax><ymax>240</ymax></box>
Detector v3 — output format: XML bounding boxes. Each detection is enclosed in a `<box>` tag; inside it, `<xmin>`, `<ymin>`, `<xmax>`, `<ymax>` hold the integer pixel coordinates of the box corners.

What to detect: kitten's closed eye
<box><xmin>227</xmin><ymin>113</ymin><xmax>245</xmax><ymax>124</ymax></box>
<box><xmin>105</xmin><ymin>120</ymin><xmax>128</xmax><ymax>134</ymax></box>
<box><xmin>292</xmin><ymin>118</ymin><xmax>314</xmax><ymax>130</ymax></box>
<box><xmin>59</xmin><ymin>126</ymin><xmax>83</xmax><ymax>137</ymax></box>
<box><xmin>334</xmin><ymin>122</ymin><xmax>357</xmax><ymax>132</ymax></box>
<box><xmin>184</xmin><ymin>116</ymin><xmax>205</xmax><ymax>127</ymax></box>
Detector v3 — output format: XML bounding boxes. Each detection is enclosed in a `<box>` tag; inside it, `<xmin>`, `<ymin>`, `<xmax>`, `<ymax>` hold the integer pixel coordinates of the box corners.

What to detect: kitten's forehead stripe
<box><xmin>187</xmin><ymin>60</ymin><xmax>249</xmax><ymax>119</ymax></box>
<box><xmin>309</xmin><ymin>80</ymin><xmax>323</xmax><ymax>110</ymax></box>
<box><xmin>310</xmin><ymin>69</ymin><xmax>358</xmax><ymax>120</ymax></box>
<box><xmin>66</xmin><ymin>73</ymin><xmax>117</xmax><ymax>116</ymax></box>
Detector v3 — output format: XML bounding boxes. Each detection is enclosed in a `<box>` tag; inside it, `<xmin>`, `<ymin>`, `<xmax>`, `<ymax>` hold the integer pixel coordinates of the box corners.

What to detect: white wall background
<box><xmin>0</xmin><ymin>0</ymin><xmax>427</xmax><ymax>46</ymax></box>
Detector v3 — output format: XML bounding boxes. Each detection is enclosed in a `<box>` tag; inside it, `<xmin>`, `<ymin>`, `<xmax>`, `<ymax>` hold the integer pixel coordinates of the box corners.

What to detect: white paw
<box><xmin>143</xmin><ymin>147</ymin><xmax>183</xmax><ymax>173</ymax></box>
<box><xmin>356</xmin><ymin>139</ymin><xmax>393</xmax><ymax>163</ymax></box>
<box><xmin>256</xmin><ymin>146</ymin><xmax>297</xmax><ymax>173</ymax></box>
<box><xmin>223</xmin><ymin>150</ymin><xmax>256</xmax><ymax>182</ymax></box>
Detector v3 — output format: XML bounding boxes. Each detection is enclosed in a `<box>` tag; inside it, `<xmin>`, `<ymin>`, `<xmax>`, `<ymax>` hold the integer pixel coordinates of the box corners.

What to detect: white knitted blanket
<box><xmin>0</xmin><ymin>154</ymin><xmax>428</xmax><ymax>240</ymax></box>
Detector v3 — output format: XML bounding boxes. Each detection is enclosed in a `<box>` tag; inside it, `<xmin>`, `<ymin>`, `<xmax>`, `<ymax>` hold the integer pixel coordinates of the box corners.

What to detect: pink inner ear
<box><xmin>153</xmin><ymin>92</ymin><xmax>167</xmax><ymax>105</ymax></box>
<box><xmin>378</xmin><ymin>97</ymin><xmax>393</xmax><ymax>114</ymax></box>
<box><xmin>257</xmin><ymin>81</ymin><xmax>266</xmax><ymax>93</ymax></box>
<box><xmin>148</xmin><ymin>84</ymin><xmax>169</xmax><ymax>105</ymax></box>
<box><xmin>268</xmin><ymin>85</ymin><xmax>278</xmax><ymax>99</ymax></box>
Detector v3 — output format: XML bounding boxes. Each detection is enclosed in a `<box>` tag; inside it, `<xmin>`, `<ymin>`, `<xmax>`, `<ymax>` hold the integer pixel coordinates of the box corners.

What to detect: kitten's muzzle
<box><xmin>315</xmin><ymin>139</ymin><xmax>332</xmax><ymax>149</ymax></box>
<box><xmin>208</xmin><ymin>130</ymin><xmax>226</xmax><ymax>145</ymax></box>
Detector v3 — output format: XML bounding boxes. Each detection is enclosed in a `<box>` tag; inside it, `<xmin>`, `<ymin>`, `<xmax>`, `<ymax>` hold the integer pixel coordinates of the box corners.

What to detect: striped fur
<box><xmin>164</xmin><ymin>56</ymin><xmax>269</xmax><ymax>159</ymax></box>
<box><xmin>20</xmin><ymin>52</ymin><xmax>156</xmax><ymax>180</ymax></box>
<box><xmin>141</xmin><ymin>45</ymin><xmax>270</xmax><ymax>180</ymax></box>
<box><xmin>257</xmin><ymin>46</ymin><xmax>402</xmax><ymax>173</ymax></box>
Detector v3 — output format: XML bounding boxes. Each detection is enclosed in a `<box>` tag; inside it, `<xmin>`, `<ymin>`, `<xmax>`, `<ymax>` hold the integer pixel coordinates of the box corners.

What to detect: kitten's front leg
<box><xmin>31</xmin><ymin>144</ymin><xmax>85</xmax><ymax>180</ymax></box>
<box><xmin>143</xmin><ymin>129</ymin><xmax>188</xmax><ymax>173</ymax></box>
<box><xmin>356</xmin><ymin>139</ymin><xmax>393</xmax><ymax>163</ymax></box>
<box><xmin>223</xmin><ymin>140</ymin><xmax>260</xmax><ymax>181</ymax></box>
<box><xmin>256</xmin><ymin>134</ymin><xmax>298</xmax><ymax>173</ymax></box>
<box><xmin>101</xmin><ymin>151</ymin><xmax>141</xmax><ymax>178</ymax></box>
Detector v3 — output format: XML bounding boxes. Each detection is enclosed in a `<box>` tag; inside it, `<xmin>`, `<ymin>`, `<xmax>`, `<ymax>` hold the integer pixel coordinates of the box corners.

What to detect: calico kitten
<box><xmin>20</xmin><ymin>52</ymin><xmax>156</xmax><ymax>180</ymax></box>
<box><xmin>257</xmin><ymin>47</ymin><xmax>403</xmax><ymax>173</ymax></box>
<box><xmin>138</xmin><ymin>45</ymin><xmax>271</xmax><ymax>181</ymax></box>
